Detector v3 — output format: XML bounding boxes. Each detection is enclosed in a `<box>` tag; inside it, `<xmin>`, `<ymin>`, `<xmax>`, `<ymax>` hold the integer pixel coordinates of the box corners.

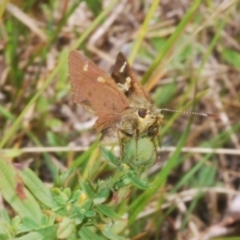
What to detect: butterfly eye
<box><xmin>138</xmin><ymin>108</ymin><xmax>148</xmax><ymax>118</ymax></box>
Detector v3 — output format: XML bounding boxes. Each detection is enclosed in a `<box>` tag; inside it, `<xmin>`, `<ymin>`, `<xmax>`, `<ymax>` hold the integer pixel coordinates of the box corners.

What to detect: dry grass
<box><xmin>0</xmin><ymin>0</ymin><xmax>240</xmax><ymax>239</ymax></box>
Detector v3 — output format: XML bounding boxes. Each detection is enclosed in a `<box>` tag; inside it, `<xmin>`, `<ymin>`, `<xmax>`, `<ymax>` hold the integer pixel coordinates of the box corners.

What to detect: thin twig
<box><xmin>1</xmin><ymin>146</ymin><xmax>240</xmax><ymax>155</ymax></box>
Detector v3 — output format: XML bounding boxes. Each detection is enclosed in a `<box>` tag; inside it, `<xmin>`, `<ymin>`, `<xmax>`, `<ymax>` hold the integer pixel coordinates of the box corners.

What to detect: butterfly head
<box><xmin>117</xmin><ymin>105</ymin><xmax>164</xmax><ymax>139</ymax></box>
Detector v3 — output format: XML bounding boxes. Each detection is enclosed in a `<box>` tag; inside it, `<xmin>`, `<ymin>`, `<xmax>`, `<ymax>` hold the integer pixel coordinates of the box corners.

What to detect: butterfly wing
<box><xmin>111</xmin><ymin>52</ymin><xmax>151</xmax><ymax>106</ymax></box>
<box><xmin>69</xmin><ymin>51</ymin><xmax>129</xmax><ymax>131</ymax></box>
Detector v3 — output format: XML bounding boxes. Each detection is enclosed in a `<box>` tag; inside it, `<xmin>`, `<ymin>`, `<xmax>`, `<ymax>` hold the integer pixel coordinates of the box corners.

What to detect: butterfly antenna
<box><xmin>160</xmin><ymin>108</ymin><xmax>218</xmax><ymax>118</ymax></box>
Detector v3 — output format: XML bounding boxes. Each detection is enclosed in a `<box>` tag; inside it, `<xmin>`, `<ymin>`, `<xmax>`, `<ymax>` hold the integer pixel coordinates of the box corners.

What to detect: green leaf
<box><xmin>0</xmin><ymin>213</ymin><xmax>10</xmax><ymax>239</ymax></box>
<box><xmin>94</xmin><ymin>188</ymin><xmax>111</xmax><ymax>205</ymax></box>
<box><xmin>15</xmin><ymin>226</ymin><xmax>57</xmax><ymax>240</ymax></box>
<box><xmin>95</xmin><ymin>205</ymin><xmax>122</xmax><ymax>220</ymax></box>
<box><xmin>222</xmin><ymin>48</ymin><xmax>240</xmax><ymax>67</ymax></box>
<box><xmin>79</xmin><ymin>226</ymin><xmax>105</xmax><ymax>240</ymax></box>
<box><xmin>101</xmin><ymin>147</ymin><xmax>120</xmax><ymax>166</ymax></box>
<box><xmin>20</xmin><ymin>168</ymin><xmax>54</xmax><ymax>209</ymax></box>
<box><xmin>102</xmin><ymin>228</ymin><xmax>126</xmax><ymax>240</ymax></box>
<box><xmin>81</xmin><ymin>181</ymin><xmax>95</xmax><ymax>199</ymax></box>
<box><xmin>0</xmin><ymin>158</ymin><xmax>43</xmax><ymax>224</ymax></box>
<box><xmin>63</xmin><ymin>188</ymin><xmax>72</xmax><ymax>198</ymax></box>
<box><xmin>114</xmin><ymin>177</ymin><xmax>132</xmax><ymax>188</ymax></box>
<box><xmin>85</xmin><ymin>210</ymin><xmax>96</xmax><ymax>218</ymax></box>
<box><xmin>55</xmin><ymin>168</ymin><xmax>76</xmax><ymax>187</ymax></box>
<box><xmin>57</xmin><ymin>218</ymin><xmax>75</xmax><ymax>239</ymax></box>
<box><xmin>51</xmin><ymin>188</ymin><xmax>68</xmax><ymax>210</ymax></box>
<box><xmin>22</xmin><ymin>217</ymin><xmax>40</xmax><ymax>230</ymax></box>
<box><xmin>83</xmin><ymin>200</ymin><xmax>93</xmax><ymax>210</ymax></box>
<box><xmin>85</xmin><ymin>0</ymin><xmax>102</xmax><ymax>16</ymax></box>
<box><xmin>129</xmin><ymin>173</ymin><xmax>151</xmax><ymax>190</ymax></box>
<box><xmin>72</xmin><ymin>189</ymin><xmax>81</xmax><ymax>202</ymax></box>
<box><xmin>14</xmin><ymin>232</ymin><xmax>45</xmax><ymax>240</ymax></box>
<box><xmin>36</xmin><ymin>226</ymin><xmax>57</xmax><ymax>239</ymax></box>
<box><xmin>106</xmin><ymin>218</ymin><xmax>128</xmax><ymax>235</ymax></box>
<box><xmin>0</xmin><ymin>209</ymin><xmax>11</xmax><ymax>224</ymax></box>
<box><xmin>0</xmin><ymin>234</ymin><xmax>8</xmax><ymax>240</ymax></box>
<box><xmin>75</xmin><ymin>213</ymin><xmax>85</xmax><ymax>225</ymax></box>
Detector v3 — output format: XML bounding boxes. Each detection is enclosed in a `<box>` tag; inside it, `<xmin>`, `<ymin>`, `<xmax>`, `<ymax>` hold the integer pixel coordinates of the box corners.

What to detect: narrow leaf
<box><xmin>0</xmin><ymin>158</ymin><xmax>42</xmax><ymax>224</ymax></box>
<box><xmin>95</xmin><ymin>205</ymin><xmax>122</xmax><ymax>220</ymax></box>
<box><xmin>20</xmin><ymin>168</ymin><xmax>54</xmax><ymax>208</ymax></box>
<box><xmin>79</xmin><ymin>226</ymin><xmax>105</xmax><ymax>240</ymax></box>
<box><xmin>129</xmin><ymin>173</ymin><xmax>151</xmax><ymax>190</ymax></box>
<box><xmin>101</xmin><ymin>147</ymin><xmax>119</xmax><ymax>166</ymax></box>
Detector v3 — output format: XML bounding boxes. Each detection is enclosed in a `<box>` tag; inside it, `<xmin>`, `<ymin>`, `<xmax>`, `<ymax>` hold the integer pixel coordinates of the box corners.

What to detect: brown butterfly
<box><xmin>69</xmin><ymin>51</ymin><xmax>214</xmax><ymax>163</ymax></box>
<box><xmin>69</xmin><ymin>51</ymin><xmax>164</xmax><ymax>145</ymax></box>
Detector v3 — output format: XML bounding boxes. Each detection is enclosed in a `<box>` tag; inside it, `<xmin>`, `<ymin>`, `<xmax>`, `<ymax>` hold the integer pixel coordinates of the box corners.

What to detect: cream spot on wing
<box><xmin>117</xmin><ymin>76</ymin><xmax>131</xmax><ymax>92</ymax></box>
<box><xmin>83</xmin><ymin>62</ymin><xmax>88</xmax><ymax>71</ymax></box>
<box><xmin>97</xmin><ymin>76</ymin><xmax>106</xmax><ymax>83</ymax></box>
<box><xmin>125</xmin><ymin>77</ymin><xmax>131</xmax><ymax>90</ymax></box>
<box><xmin>119</xmin><ymin>62</ymin><xmax>127</xmax><ymax>73</ymax></box>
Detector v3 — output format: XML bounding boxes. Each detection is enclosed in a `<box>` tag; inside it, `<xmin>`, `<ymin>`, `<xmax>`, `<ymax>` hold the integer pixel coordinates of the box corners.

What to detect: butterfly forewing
<box><xmin>111</xmin><ymin>52</ymin><xmax>151</xmax><ymax>105</ymax></box>
<box><xmin>69</xmin><ymin>51</ymin><xmax>129</xmax><ymax>130</ymax></box>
